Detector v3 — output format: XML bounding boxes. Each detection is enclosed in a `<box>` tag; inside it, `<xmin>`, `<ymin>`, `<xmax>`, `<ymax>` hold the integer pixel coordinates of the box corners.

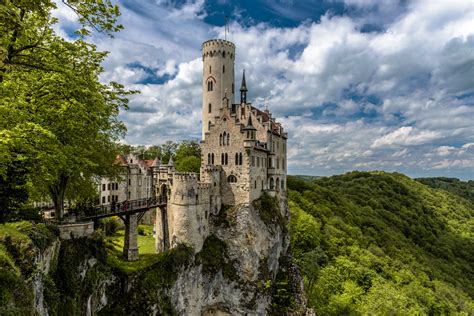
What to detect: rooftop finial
<box><xmin>240</xmin><ymin>69</ymin><xmax>247</xmax><ymax>104</ymax></box>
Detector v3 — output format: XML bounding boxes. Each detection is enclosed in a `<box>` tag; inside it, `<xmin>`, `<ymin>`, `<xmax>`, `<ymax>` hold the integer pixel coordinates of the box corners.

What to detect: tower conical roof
<box><xmin>240</xmin><ymin>69</ymin><xmax>247</xmax><ymax>92</ymax></box>
<box><xmin>152</xmin><ymin>157</ymin><xmax>160</xmax><ymax>167</ymax></box>
<box><xmin>242</xmin><ymin>115</ymin><xmax>257</xmax><ymax>131</ymax></box>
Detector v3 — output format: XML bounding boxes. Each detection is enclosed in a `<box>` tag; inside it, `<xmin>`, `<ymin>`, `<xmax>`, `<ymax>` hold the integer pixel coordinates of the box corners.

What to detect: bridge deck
<box><xmin>78</xmin><ymin>197</ymin><xmax>166</xmax><ymax>221</ymax></box>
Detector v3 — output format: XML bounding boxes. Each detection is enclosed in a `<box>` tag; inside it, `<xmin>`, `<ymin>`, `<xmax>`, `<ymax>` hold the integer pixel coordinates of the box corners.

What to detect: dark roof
<box><xmin>240</xmin><ymin>69</ymin><xmax>247</xmax><ymax>92</ymax></box>
<box><xmin>242</xmin><ymin>115</ymin><xmax>257</xmax><ymax>131</ymax></box>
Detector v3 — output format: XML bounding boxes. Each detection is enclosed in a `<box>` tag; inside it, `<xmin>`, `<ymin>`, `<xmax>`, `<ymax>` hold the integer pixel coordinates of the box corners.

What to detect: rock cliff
<box><xmin>0</xmin><ymin>195</ymin><xmax>307</xmax><ymax>315</ymax></box>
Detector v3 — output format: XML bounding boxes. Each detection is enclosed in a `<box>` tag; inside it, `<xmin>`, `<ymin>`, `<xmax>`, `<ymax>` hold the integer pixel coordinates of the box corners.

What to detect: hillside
<box><xmin>288</xmin><ymin>171</ymin><xmax>474</xmax><ymax>315</ymax></box>
<box><xmin>416</xmin><ymin>177</ymin><xmax>474</xmax><ymax>204</ymax></box>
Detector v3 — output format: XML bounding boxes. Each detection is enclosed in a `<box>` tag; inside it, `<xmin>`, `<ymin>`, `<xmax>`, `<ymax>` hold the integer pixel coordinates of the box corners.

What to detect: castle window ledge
<box><xmin>267</xmin><ymin>168</ymin><xmax>277</xmax><ymax>175</ymax></box>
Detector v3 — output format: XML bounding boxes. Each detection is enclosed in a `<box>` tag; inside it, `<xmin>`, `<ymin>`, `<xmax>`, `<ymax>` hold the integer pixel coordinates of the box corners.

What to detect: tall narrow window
<box><xmin>239</xmin><ymin>153</ymin><xmax>243</xmax><ymax>165</ymax></box>
<box><xmin>223</xmin><ymin>65</ymin><xmax>225</xmax><ymax>73</ymax></box>
<box><xmin>208</xmin><ymin>121</ymin><xmax>211</xmax><ymax>131</ymax></box>
<box><xmin>235</xmin><ymin>153</ymin><xmax>238</xmax><ymax>165</ymax></box>
<box><xmin>211</xmin><ymin>153</ymin><xmax>215</xmax><ymax>165</ymax></box>
<box><xmin>227</xmin><ymin>133</ymin><xmax>230</xmax><ymax>145</ymax></box>
<box><xmin>225</xmin><ymin>153</ymin><xmax>228</xmax><ymax>165</ymax></box>
<box><xmin>208</xmin><ymin>153</ymin><xmax>211</xmax><ymax>165</ymax></box>
<box><xmin>223</xmin><ymin>132</ymin><xmax>226</xmax><ymax>145</ymax></box>
<box><xmin>208</xmin><ymin>103</ymin><xmax>212</xmax><ymax>113</ymax></box>
<box><xmin>209</xmin><ymin>65</ymin><xmax>211</xmax><ymax>73</ymax></box>
<box><xmin>221</xmin><ymin>153</ymin><xmax>224</xmax><ymax>165</ymax></box>
<box><xmin>219</xmin><ymin>134</ymin><xmax>222</xmax><ymax>145</ymax></box>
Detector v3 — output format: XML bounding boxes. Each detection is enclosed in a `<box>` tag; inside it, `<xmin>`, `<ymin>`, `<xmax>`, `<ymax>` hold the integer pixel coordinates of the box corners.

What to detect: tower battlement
<box><xmin>173</xmin><ymin>173</ymin><xmax>199</xmax><ymax>181</ymax></box>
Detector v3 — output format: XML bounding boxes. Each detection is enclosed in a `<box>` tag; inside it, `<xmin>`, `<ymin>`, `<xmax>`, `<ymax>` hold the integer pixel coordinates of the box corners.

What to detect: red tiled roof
<box><xmin>115</xmin><ymin>154</ymin><xmax>128</xmax><ymax>166</ymax></box>
<box><xmin>144</xmin><ymin>159</ymin><xmax>154</xmax><ymax>168</ymax></box>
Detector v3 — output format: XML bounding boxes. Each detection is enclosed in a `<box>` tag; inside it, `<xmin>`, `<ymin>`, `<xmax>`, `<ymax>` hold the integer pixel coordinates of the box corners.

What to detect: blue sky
<box><xmin>53</xmin><ymin>0</ymin><xmax>474</xmax><ymax>179</ymax></box>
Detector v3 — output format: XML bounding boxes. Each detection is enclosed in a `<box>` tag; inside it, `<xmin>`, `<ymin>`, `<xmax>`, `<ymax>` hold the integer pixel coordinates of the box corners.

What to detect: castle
<box><xmin>98</xmin><ymin>39</ymin><xmax>287</xmax><ymax>253</ymax></box>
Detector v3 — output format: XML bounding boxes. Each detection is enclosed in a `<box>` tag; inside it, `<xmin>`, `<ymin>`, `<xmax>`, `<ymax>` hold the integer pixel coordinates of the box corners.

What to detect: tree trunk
<box><xmin>50</xmin><ymin>174</ymin><xmax>69</xmax><ymax>221</ymax></box>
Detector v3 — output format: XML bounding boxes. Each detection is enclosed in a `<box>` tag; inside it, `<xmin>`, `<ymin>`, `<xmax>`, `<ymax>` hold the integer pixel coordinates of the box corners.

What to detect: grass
<box><xmin>104</xmin><ymin>224</ymin><xmax>162</xmax><ymax>274</ymax></box>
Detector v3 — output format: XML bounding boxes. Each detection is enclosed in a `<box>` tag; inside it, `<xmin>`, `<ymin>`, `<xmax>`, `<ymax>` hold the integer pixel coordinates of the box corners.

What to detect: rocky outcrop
<box><xmin>170</xmin><ymin>196</ymin><xmax>307</xmax><ymax>315</ymax></box>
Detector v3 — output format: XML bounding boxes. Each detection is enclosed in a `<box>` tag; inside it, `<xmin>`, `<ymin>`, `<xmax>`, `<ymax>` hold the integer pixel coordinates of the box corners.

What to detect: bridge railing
<box><xmin>78</xmin><ymin>196</ymin><xmax>167</xmax><ymax>219</ymax></box>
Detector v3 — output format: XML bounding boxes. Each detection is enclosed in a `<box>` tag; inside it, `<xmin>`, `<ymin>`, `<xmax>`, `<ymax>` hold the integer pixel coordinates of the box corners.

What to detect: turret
<box><xmin>167</xmin><ymin>156</ymin><xmax>175</xmax><ymax>173</ymax></box>
<box><xmin>242</xmin><ymin>115</ymin><xmax>257</xmax><ymax>148</ymax></box>
<box><xmin>240</xmin><ymin>69</ymin><xmax>247</xmax><ymax>104</ymax></box>
<box><xmin>201</xmin><ymin>39</ymin><xmax>235</xmax><ymax>139</ymax></box>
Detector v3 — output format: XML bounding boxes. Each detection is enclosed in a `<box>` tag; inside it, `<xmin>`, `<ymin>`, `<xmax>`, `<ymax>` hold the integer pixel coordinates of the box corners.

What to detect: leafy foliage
<box><xmin>416</xmin><ymin>177</ymin><xmax>474</xmax><ymax>204</ymax></box>
<box><xmin>288</xmin><ymin>172</ymin><xmax>474</xmax><ymax>314</ymax></box>
<box><xmin>0</xmin><ymin>0</ymin><xmax>133</xmax><ymax>220</ymax></box>
<box><xmin>118</xmin><ymin>140</ymin><xmax>202</xmax><ymax>173</ymax></box>
<box><xmin>195</xmin><ymin>234</ymin><xmax>238</xmax><ymax>281</ymax></box>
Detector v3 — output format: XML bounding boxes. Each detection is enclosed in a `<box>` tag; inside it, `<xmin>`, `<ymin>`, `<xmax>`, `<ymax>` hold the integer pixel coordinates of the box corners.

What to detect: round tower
<box><xmin>201</xmin><ymin>39</ymin><xmax>235</xmax><ymax>139</ymax></box>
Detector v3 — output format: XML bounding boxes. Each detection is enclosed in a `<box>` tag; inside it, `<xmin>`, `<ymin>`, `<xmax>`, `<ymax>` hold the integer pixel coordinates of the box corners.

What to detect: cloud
<box><xmin>51</xmin><ymin>0</ymin><xmax>474</xmax><ymax>179</ymax></box>
<box><xmin>371</xmin><ymin>126</ymin><xmax>441</xmax><ymax>148</ymax></box>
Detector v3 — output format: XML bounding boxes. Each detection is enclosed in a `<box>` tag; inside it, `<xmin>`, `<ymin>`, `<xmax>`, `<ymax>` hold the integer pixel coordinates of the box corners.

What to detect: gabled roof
<box><xmin>115</xmin><ymin>154</ymin><xmax>128</xmax><ymax>166</ymax></box>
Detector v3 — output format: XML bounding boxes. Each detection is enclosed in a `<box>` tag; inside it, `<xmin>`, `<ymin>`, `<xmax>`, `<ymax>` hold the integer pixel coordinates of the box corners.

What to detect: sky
<box><xmin>53</xmin><ymin>0</ymin><xmax>474</xmax><ymax>179</ymax></box>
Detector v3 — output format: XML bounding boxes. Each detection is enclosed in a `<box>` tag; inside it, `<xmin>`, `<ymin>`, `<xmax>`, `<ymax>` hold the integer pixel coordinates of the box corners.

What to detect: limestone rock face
<box><xmin>170</xmin><ymin>201</ymin><xmax>306</xmax><ymax>315</ymax></box>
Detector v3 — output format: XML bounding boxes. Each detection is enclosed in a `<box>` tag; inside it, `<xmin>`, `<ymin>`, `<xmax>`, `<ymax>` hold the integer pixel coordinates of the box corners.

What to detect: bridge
<box><xmin>76</xmin><ymin>197</ymin><xmax>167</xmax><ymax>261</ymax></box>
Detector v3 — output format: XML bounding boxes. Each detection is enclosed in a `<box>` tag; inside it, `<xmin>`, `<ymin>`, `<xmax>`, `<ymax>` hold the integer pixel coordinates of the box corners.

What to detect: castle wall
<box><xmin>167</xmin><ymin>173</ymin><xmax>211</xmax><ymax>252</ymax></box>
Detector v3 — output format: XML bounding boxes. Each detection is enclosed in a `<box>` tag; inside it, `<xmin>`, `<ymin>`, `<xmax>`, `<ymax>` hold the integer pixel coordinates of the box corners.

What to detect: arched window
<box><xmin>219</xmin><ymin>134</ymin><xmax>222</xmax><ymax>145</ymax></box>
<box><xmin>223</xmin><ymin>51</ymin><xmax>226</xmax><ymax>58</ymax></box>
<box><xmin>223</xmin><ymin>132</ymin><xmax>226</xmax><ymax>145</ymax></box>
<box><xmin>208</xmin><ymin>121</ymin><xmax>211</xmax><ymax>131</ymax></box>
<box><xmin>270</xmin><ymin>178</ymin><xmax>275</xmax><ymax>190</ymax></box>
<box><xmin>207</xmin><ymin>81</ymin><xmax>213</xmax><ymax>91</ymax></box>
<box><xmin>211</xmin><ymin>153</ymin><xmax>215</xmax><ymax>165</ymax></box>
<box><xmin>208</xmin><ymin>103</ymin><xmax>212</xmax><ymax>113</ymax></box>
<box><xmin>227</xmin><ymin>175</ymin><xmax>237</xmax><ymax>183</ymax></box>
<box><xmin>239</xmin><ymin>153</ymin><xmax>243</xmax><ymax>165</ymax></box>
<box><xmin>235</xmin><ymin>153</ymin><xmax>238</xmax><ymax>165</ymax></box>
<box><xmin>227</xmin><ymin>133</ymin><xmax>230</xmax><ymax>145</ymax></box>
<box><xmin>225</xmin><ymin>153</ymin><xmax>228</xmax><ymax>165</ymax></box>
<box><xmin>221</xmin><ymin>153</ymin><xmax>224</xmax><ymax>165</ymax></box>
<box><xmin>208</xmin><ymin>153</ymin><xmax>211</xmax><ymax>165</ymax></box>
<box><xmin>223</xmin><ymin>65</ymin><xmax>225</xmax><ymax>73</ymax></box>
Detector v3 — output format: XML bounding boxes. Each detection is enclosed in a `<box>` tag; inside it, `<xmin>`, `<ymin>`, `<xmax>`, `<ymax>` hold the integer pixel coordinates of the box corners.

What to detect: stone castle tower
<box><xmin>152</xmin><ymin>38</ymin><xmax>288</xmax><ymax>254</ymax></box>
<box><xmin>201</xmin><ymin>40</ymin><xmax>235</xmax><ymax>138</ymax></box>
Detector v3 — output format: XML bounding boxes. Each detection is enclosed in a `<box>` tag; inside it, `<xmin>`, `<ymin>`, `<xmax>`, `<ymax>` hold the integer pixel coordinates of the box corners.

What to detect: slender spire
<box><xmin>240</xmin><ymin>69</ymin><xmax>247</xmax><ymax>104</ymax></box>
<box><xmin>240</xmin><ymin>69</ymin><xmax>247</xmax><ymax>92</ymax></box>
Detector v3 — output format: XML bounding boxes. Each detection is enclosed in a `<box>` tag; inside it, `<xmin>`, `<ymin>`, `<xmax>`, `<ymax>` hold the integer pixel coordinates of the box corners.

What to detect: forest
<box><xmin>288</xmin><ymin>171</ymin><xmax>474</xmax><ymax>314</ymax></box>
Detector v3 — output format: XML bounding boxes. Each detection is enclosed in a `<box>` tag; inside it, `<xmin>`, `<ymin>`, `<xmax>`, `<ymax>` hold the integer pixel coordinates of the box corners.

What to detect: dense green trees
<box><xmin>416</xmin><ymin>177</ymin><xmax>474</xmax><ymax>204</ymax></box>
<box><xmin>0</xmin><ymin>1</ymin><xmax>132</xmax><ymax>220</ymax></box>
<box><xmin>118</xmin><ymin>141</ymin><xmax>201</xmax><ymax>173</ymax></box>
<box><xmin>288</xmin><ymin>172</ymin><xmax>474</xmax><ymax>314</ymax></box>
